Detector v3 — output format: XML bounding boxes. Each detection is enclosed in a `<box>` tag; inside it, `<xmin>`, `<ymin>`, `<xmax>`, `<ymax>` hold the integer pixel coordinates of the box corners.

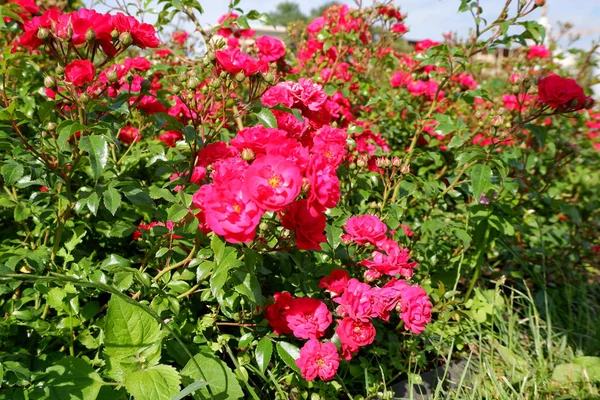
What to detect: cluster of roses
<box><xmin>298</xmin><ymin>4</ymin><xmax>370</xmax><ymax>68</ymax></box>
<box><xmin>189</xmin><ymin>78</ymin><xmax>347</xmax><ymax>247</ymax></box>
<box><xmin>14</xmin><ymin>7</ymin><xmax>159</xmax><ymax>54</ymax></box>
<box><xmin>264</xmin><ymin>215</ymin><xmax>431</xmax><ymax>381</ymax></box>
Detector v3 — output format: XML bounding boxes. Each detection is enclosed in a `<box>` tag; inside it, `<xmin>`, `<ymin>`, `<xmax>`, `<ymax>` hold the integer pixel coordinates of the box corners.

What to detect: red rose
<box><xmin>318</xmin><ymin>269</ymin><xmax>349</xmax><ymax>297</ymax></box>
<box><xmin>280</xmin><ymin>199</ymin><xmax>327</xmax><ymax>251</ymax></box>
<box><xmin>264</xmin><ymin>291</ymin><xmax>294</xmax><ymax>335</ymax></box>
<box><xmin>538</xmin><ymin>75</ymin><xmax>588</xmax><ymax>110</ymax></box>
<box><xmin>118</xmin><ymin>125</ymin><xmax>141</xmax><ymax>144</ymax></box>
<box><xmin>65</xmin><ymin>60</ymin><xmax>96</xmax><ymax>87</ymax></box>
<box><xmin>215</xmin><ymin>48</ymin><xmax>259</xmax><ymax>76</ymax></box>
<box><xmin>336</xmin><ymin>316</ymin><xmax>376</xmax><ymax>358</ymax></box>
<box><xmin>113</xmin><ymin>13</ymin><xmax>160</xmax><ymax>49</ymax></box>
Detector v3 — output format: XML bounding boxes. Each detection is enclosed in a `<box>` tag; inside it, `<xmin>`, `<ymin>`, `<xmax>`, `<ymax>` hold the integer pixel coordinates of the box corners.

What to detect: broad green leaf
<box><xmin>79</xmin><ymin>135</ymin><xmax>109</xmax><ymax>180</ymax></box>
<box><xmin>255</xmin><ymin>337</ymin><xmax>273</xmax><ymax>374</ymax></box>
<box><xmin>103</xmin><ymin>188</ymin><xmax>121</xmax><ymax>216</ymax></box>
<box><xmin>104</xmin><ymin>295</ymin><xmax>162</xmax><ymax>363</ymax></box>
<box><xmin>2</xmin><ymin>163</ymin><xmax>23</xmax><ymax>186</ymax></box>
<box><xmin>470</xmin><ymin>164</ymin><xmax>491</xmax><ymax>203</ymax></box>
<box><xmin>56</xmin><ymin>120</ymin><xmax>85</xmax><ymax>151</ymax></box>
<box><xmin>44</xmin><ymin>357</ymin><xmax>104</xmax><ymax>400</ymax></box>
<box><xmin>276</xmin><ymin>342</ymin><xmax>301</xmax><ymax>374</ymax></box>
<box><xmin>124</xmin><ymin>364</ymin><xmax>180</xmax><ymax>400</ymax></box>
<box><xmin>167</xmin><ymin>203</ymin><xmax>189</xmax><ymax>222</ymax></box>
<box><xmin>181</xmin><ymin>351</ymin><xmax>244</xmax><ymax>399</ymax></box>
<box><xmin>552</xmin><ymin>363</ymin><xmax>584</xmax><ymax>384</ymax></box>
<box><xmin>254</xmin><ymin>108</ymin><xmax>277</xmax><ymax>129</ymax></box>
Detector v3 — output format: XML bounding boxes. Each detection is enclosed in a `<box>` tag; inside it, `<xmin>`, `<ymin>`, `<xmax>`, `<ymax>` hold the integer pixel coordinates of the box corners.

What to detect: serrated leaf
<box><xmin>255</xmin><ymin>337</ymin><xmax>273</xmax><ymax>374</ymax></box>
<box><xmin>276</xmin><ymin>342</ymin><xmax>301</xmax><ymax>374</ymax></box>
<box><xmin>44</xmin><ymin>357</ymin><xmax>104</xmax><ymax>400</ymax></box>
<box><xmin>104</xmin><ymin>295</ymin><xmax>162</xmax><ymax>363</ymax></box>
<box><xmin>181</xmin><ymin>351</ymin><xmax>244</xmax><ymax>399</ymax></box>
<box><xmin>103</xmin><ymin>188</ymin><xmax>121</xmax><ymax>216</ymax></box>
<box><xmin>124</xmin><ymin>364</ymin><xmax>180</xmax><ymax>400</ymax></box>
<box><xmin>470</xmin><ymin>164</ymin><xmax>491</xmax><ymax>203</ymax></box>
<box><xmin>255</xmin><ymin>108</ymin><xmax>277</xmax><ymax>129</ymax></box>
<box><xmin>2</xmin><ymin>163</ymin><xmax>23</xmax><ymax>185</ymax></box>
<box><xmin>79</xmin><ymin>135</ymin><xmax>109</xmax><ymax>180</ymax></box>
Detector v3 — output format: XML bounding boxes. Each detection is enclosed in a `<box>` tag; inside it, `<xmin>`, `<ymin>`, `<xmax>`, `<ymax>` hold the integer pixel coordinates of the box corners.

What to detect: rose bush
<box><xmin>0</xmin><ymin>0</ymin><xmax>599</xmax><ymax>398</ymax></box>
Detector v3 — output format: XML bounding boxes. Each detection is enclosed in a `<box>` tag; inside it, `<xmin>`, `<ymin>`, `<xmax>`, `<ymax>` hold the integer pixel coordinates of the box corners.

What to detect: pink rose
<box><xmin>285</xmin><ymin>297</ymin><xmax>332</xmax><ymax>339</ymax></box>
<box><xmin>400</xmin><ymin>285</ymin><xmax>432</xmax><ymax>334</ymax></box>
<box><xmin>244</xmin><ymin>155</ymin><xmax>302</xmax><ymax>211</ymax></box>
<box><xmin>296</xmin><ymin>339</ymin><xmax>340</xmax><ymax>381</ymax></box>
<box><xmin>342</xmin><ymin>214</ymin><xmax>388</xmax><ymax>246</ymax></box>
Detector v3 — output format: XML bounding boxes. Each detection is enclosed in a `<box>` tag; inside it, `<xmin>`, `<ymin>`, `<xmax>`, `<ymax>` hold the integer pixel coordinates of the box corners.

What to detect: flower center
<box><xmin>316</xmin><ymin>358</ymin><xmax>325</xmax><ymax>367</ymax></box>
<box><xmin>233</xmin><ymin>204</ymin><xmax>241</xmax><ymax>213</ymax></box>
<box><xmin>268</xmin><ymin>175</ymin><xmax>281</xmax><ymax>188</ymax></box>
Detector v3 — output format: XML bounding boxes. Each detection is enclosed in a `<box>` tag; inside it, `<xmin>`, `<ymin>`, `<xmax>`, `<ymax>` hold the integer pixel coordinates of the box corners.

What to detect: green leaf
<box><xmin>172</xmin><ymin>380</ymin><xmax>209</xmax><ymax>400</ymax></box>
<box><xmin>167</xmin><ymin>203</ymin><xmax>189</xmax><ymax>222</ymax></box>
<box><xmin>325</xmin><ymin>224</ymin><xmax>343</xmax><ymax>252</ymax></box>
<box><xmin>552</xmin><ymin>363</ymin><xmax>584</xmax><ymax>384</ymax></box>
<box><xmin>470</xmin><ymin>164</ymin><xmax>491</xmax><ymax>203</ymax></box>
<box><xmin>86</xmin><ymin>192</ymin><xmax>100</xmax><ymax>216</ymax></box>
<box><xmin>255</xmin><ymin>108</ymin><xmax>277</xmax><ymax>129</ymax></box>
<box><xmin>104</xmin><ymin>295</ymin><xmax>162</xmax><ymax>363</ymax></box>
<box><xmin>1</xmin><ymin>162</ymin><xmax>23</xmax><ymax>186</ymax></box>
<box><xmin>44</xmin><ymin>357</ymin><xmax>104</xmax><ymax>400</ymax></box>
<box><xmin>124</xmin><ymin>364</ymin><xmax>181</xmax><ymax>400</ymax></box>
<box><xmin>56</xmin><ymin>120</ymin><xmax>85</xmax><ymax>151</ymax></box>
<box><xmin>255</xmin><ymin>337</ymin><xmax>273</xmax><ymax>374</ymax></box>
<box><xmin>79</xmin><ymin>135</ymin><xmax>109</xmax><ymax>180</ymax></box>
<box><xmin>276</xmin><ymin>342</ymin><xmax>301</xmax><ymax>374</ymax></box>
<box><xmin>103</xmin><ymin>188</ymin><xmax>122</xmax><ymax>216</ymax></box>
<box><xmin>181</xmin><ymin>351</ymin><xmax>244</xmax><ymax>399</ymax></box>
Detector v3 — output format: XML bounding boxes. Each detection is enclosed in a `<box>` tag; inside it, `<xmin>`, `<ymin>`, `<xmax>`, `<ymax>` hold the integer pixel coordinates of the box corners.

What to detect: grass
<box><xmin>398</xmin><ymin>278</ymin><xmax>600</xmax><ymax>400</ymax></box>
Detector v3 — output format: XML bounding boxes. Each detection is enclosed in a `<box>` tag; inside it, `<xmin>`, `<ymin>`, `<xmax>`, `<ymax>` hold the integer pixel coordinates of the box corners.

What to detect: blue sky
<box><xmin>88</xmin><ymin>0</ymin><xmax>600</xmax><ymax>48</ymax></box>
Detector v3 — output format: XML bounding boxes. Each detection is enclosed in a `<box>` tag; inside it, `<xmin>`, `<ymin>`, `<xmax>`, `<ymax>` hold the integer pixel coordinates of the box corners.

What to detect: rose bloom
<box><xmin>158</xmin><ymin>130</ymin><xmax>182</xmax><ymax>147</ymax></box>
<box><xmin>318</xmin><ymin>269</ymin><xmax>350</xmax><ymax>297</ymax></box>
<box><xmin>65</xmin><ymin>60</ymin><xmax>96</xmax><ymax>87</ymax></box>
<box><xmin>118</xmin><ymin>125</ymin><xmax>141</xmax><ymax>144</ymax></box>
<box><xmin>306</xmin><ymin>155</ymin><xmax>341</xmax><ymax>213</ymax></box>
<box><xmin>342</xmin><ymin>214</ymin><xmax>388</xmax><ymax>246</ymax></box>
<box><xmin>285</xmin><ymin>297</ymin><xmax>332</xmax><ymax>339</ymax></box>
<box><xmin>215</xmin><ymin>47</ymin><xmax>260</xmax><ymax>76</ymax></box>
<box><xmin>334</xmin><ymin>279</ymin><xmax>383</xmax><ymax>321</ymax></box>
<box><xmin>113</xmin><ymin>12</ymin><xmax>160</xmax><ymax>48</ymax></box>
<box><xmin>336</xmin><ymin>317</ymin><xmax>376</xmax><ymax>360</ymax></box>
<box><xmin>172</xmin><ymin>30</ymin><xmax>188</xmax><ymax>45</ymax></box>
<box><xmin>391</xmin><ymin>23</ymin><xmax>408</xmax><ymax>34</ymax></box>
<box><xmin>400</xmin><ymin>285</ymin><xmax>432</xmax><ymax>334</ymax></box>
<box><xmin>244</xmin><ymin>155</ymin><xmax>302</xmax><ymax>211</ymax></box>
<box><xmin>199</xmin><ymin>180</ymin><xmax>264</xmax><ymax>243</ymax></box>
<box><xmin>296</xmin><ymin>339</ymin><xmax>340</xmax><ymax>381</ymax></box>
<box><xmin>415</xmin><ymin>39</ymin><xmax>439</xmax><ymax>52</ymax></box>
<box><xmin>280</xmin><ymin>199</ymin><xmax>327</xmax><ymax>251</ymax></box>
<box><xmin>264</xmin><ymin>292</ymin><xmax>294</xmax><ymax>335</ymax></box>
<box><xmin>538</xmin><ymin>75</ymin><xmax>588</xmax><ymax>110</ymax></box>
<box><xmin>255</xmin><ymin>36</ymin><xmax>285</xmax><ymax>62</ymax></box>
<box><xmin>527</xmin><ymin>45</ymin><xmax>549</xmax><ymax>60</ymax></box>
